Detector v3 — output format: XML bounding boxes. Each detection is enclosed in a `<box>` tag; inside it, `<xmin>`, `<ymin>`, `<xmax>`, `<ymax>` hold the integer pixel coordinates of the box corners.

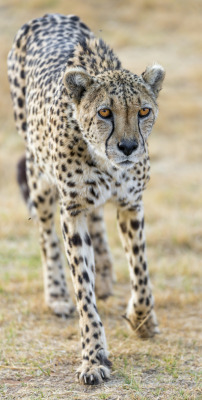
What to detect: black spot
<box><xmin>71</xmin><ymin>264</ymin><xmax>76</xmax><ymax>276</ymax></box>
<box><xmin>74</xmin><ymin>256</ymin><xmax>79</xmax><ymax>265</ymax></box>
<box><xmin>50</xmin><ymin>293</ymin><xmax>59</xmax><ymax>298</ymax></box>
<box><xmin>143</xmin><ymin>262</ymin><xmax>147</xmax><ymax>271</ymax></box>
<box><xmin>61</xmin><ymin>164</ymin><xmax>67</xmax><ymax>172</ymax></box>
<box><xmin>83</xmin><ymin>271</ymin><xmax>90</xmax><ymax>283</ymax></box>
<box><xmin>146</xmin><ymin>297</ymin><xmax>150</xmax><ymax>306</ymax></box>
<box><xmin>53</xmin><ymin>280</ymin><xmax>60</xmax><ymax>286</ymax></box>
<box><xmin>70</xmin><ymin>191</ymin><xmax>78</xmax><ymax>198</ymax></box>
<box><xmin>133</xmin><ymin>245</ymin><xmax>139</xmax><ymax>255</ymax></box>
<box><xmin>70</xmin><ymin>15</ymin><xmax>80</xmax><ymax>21</ymax></box>
<box><xmin>83</xmin><ymin>304</ymin><xmax>88</xmax><ymax>312</ymax></box>
<box><xmin>93</xmin><ymin>304</ymin><xmax>98</xmax><ymax>313</ymax></box>
<box><xmin>70</xmin><ymin>210</ymin><xmax>81</xmax><ymax>217</ymax></box>
<box><xmin>67</xmin><ymin>181</ymin><xmax>75</xmax><ymax>187</ymax></box>
<box><xmin>37</xmin><ymin>195</ymin><xmax>45</xmax><ymax>203</ymax></box>
<box><xmin>80</xmin><ymin>22</ymin><xmax>90</xmax><ymax>30</ymax></box>
<box><xmin>71</xmin><ymin>233</ymin><xmax>82</xmax><ymax>246</ymax></box>
<box><xmin>84</xmin><ymin>233</ymin><xmax>91</xmax><ymax>246</ymax></box>
<box><xmin>86</xmin><ymin>180</ymin><xmax>96</xmax><ymax>186</ymax></box>
<box><xmin>85</xmin><ymin>296</ymin><xmax>91</xmax><ymax>304</ymax></box>
<box><xmin>139</xmin><ymin>298</ymin><xmax>144</xmax><ymax>304</ymax></box>
<box><xmin>86</xmin><ymin>198</ymin><xmax>94</xmax><ymax>205</ymax></box>
<box><xmin>134</xmin><ymin>266</ymin><xmax>140</xmax><ymax>275</ymax></box>
<box><xmin>144</xmin><ymin>276</ymin><xmax>148</xmax><ymax>285</ymax></box>
<box><xmin>14</xmin><ymin>77</ymin><xmax>19</xmax><ymax>87</ymax></box>
<box><xmin>18</xmin><ymin>97</ymin><xmax>24</xmax><ymax>108</ymax></box>
<box><xmin>120</xmin><ymin>222</ymin><xmax>127</xmax><ymax>233</ymax></box>
<box><xmin>20</xmin><ymin>70</ymin><xmax>25</xmax><ymax>79</ymax></box>
<box><xmin>130</xmin><ymin>220</ymin><xmax>140</xmax><ymax>230</ymax></box>
<box><xmin>22</xmin><ymin>122</ymin><xmax>27</xmax><ymax>131</ymax></box>
<box><xmin>93</xmin><ymin>333</ymin><xmax>98</xmax><ymax>339</ymax></box>
<box><xmin>141</xmin><ymin>243</ymin><xmax>146</xmax><ymax>252</ymax></box>
<box><xmin>63</xmin><ymin>222</ymin><xmax>68</xmax><ymax>234</ymax></box>
<box><xmin>85</xmin><ymin>324</ymin><xmax>89</xmax><ymax>332</ymax></box>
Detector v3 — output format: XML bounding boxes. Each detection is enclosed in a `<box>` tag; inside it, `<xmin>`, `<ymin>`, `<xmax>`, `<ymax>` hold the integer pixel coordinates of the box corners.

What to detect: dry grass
<box><xmin>0</xmin><ymin>0</ymin><xmax>202</xmax><ymax>399</ymax></box>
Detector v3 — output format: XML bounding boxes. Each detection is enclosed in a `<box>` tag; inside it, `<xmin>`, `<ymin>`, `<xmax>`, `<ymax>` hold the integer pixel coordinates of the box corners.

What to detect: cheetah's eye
<box><xmin>138</xmin><ymin>108</ymin><xmax>151</xmax><ymax>118</ymax></box>
<box><xmin>98</xmin><ymin>109</ymin><xmax>112</xmax><ymax>118</ymax></box>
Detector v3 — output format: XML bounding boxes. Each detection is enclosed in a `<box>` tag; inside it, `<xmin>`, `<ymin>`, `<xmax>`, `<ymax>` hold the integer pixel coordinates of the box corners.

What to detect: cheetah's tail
<box><xmin>17</xmin><ymin>155</ymin><xmax>30</xmax><ymax>205</ymax></box>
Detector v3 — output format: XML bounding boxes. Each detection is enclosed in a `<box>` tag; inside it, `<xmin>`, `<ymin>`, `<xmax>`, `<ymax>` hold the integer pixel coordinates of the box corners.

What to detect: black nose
<box><xmin>117</xmin><ymin>139</ymin><xmax>138</xmax><ymax>156</ymax></box>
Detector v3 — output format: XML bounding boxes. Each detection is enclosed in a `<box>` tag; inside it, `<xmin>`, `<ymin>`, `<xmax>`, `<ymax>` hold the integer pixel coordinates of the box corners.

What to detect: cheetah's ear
<box><xmin>142</xmin><ymin>64</ymin><xmax>165</xmax><ymax>97</ymax></box>
<box><xmin>63</xmin><ymin>68</ymin><xmax>94</xmax><ymax>104</ymax></box>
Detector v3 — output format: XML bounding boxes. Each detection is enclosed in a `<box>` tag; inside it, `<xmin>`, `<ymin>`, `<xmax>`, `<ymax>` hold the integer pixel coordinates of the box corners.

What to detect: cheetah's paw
<box><xmin>95</xmin><ymin>272</ymin><xmax>113</xmax><ymax>300</ymax></box>
<box><xmin>76</xmin><ymin>349</ymin><xmax>112</xmax><ymax>385</ymax></box>
<box><xmin>48</xmin><ymin>299</ymin><xmax>75</xmax><ymax>318</ymax></box>
<box><xmin>124</xmin><ymin>309</ymin><xmax>160</xmax><ymax>338</ymax></box>
<box><xmin>77</xmin><ymin>364</ymin><xmax>111</xmax><ymax>385</ymax></box>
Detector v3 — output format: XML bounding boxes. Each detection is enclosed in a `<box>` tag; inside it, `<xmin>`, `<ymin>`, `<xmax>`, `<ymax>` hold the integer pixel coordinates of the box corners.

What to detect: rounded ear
<box><xmin>142</xmin><ymin>64</ymin><xmax>165</xmax><ymax>97</ymax></box>
<box><xmin>63</xmin><ymin>67</ymin><xmax>94</xmax><ymax>104</ymax></box>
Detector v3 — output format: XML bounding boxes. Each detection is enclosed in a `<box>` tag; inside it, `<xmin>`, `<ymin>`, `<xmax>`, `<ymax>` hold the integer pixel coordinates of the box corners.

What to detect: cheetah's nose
<box><xmin>117</xmin><ymin>139</ymin><xmax>138</xmax><ymax>156</ymax></box>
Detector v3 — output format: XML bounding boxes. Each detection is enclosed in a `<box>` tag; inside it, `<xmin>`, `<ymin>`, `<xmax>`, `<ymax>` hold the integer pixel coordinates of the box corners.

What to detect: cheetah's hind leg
<box><xmin>19</xmin><ymin>153</ymin><xmax>75</xmax><ymax>317</ymax></box>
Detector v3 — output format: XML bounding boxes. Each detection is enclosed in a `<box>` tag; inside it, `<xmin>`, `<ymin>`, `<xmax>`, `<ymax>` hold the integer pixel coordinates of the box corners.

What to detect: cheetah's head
<box><xmin>64</xmin><ymin>65</ymin><xmax>165</xmax><ymax>168</ymax></box>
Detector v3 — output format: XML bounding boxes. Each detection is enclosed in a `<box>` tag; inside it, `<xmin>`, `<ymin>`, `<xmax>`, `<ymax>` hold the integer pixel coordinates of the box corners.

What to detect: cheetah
<box><xmin>8</xmin><ymin>14</ymin><xmax>165</xmax><ymax>385</ymax></box>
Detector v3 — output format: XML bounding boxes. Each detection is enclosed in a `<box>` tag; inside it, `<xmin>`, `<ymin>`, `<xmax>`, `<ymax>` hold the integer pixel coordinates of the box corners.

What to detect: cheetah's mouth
<box><xmin>118</xmin><ymin>160</ymin><xmax>133</xmax><ymax>166</ymax></box>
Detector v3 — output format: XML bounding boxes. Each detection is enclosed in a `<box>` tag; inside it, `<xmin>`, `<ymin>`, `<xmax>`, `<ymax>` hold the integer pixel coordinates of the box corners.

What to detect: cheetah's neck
<box><xmin>66</xmin><ymin>37</ymin><xmax>122</xmax><ymax>76</ymax></box>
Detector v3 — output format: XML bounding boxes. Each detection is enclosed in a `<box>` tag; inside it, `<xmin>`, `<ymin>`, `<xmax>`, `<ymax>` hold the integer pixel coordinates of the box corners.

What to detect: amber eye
<box><xmin>138</xmin><ymin>108</ymin><xmax>151</xmax><ymax>118</ymax></box>
<box><xmin>98</xmin><ymin>108</ymin><xmax>112</xmax><ymax>118</ymax></box>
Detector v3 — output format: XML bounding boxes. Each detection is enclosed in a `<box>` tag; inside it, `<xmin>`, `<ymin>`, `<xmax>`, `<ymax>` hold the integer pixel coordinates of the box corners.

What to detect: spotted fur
<box><xmin>8</xmin><ymin>13</ymin><xmax>165</xmax><ymax>385</ymax></box>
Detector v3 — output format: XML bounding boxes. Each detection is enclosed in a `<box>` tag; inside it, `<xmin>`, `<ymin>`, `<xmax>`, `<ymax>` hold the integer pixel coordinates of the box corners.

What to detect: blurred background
<box><xmin>0</xmin><ymin>1</ymin><xmax>201</xmax><ymax>399</ymax></box>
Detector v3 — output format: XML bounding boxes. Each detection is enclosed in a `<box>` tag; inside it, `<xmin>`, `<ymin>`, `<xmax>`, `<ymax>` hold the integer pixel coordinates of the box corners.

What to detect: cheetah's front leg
<box><xmin>88</xmin><ymin>207</ymin><xmax>113</xmax><ymax>300</ymax></box>
<box><xmin>117</xmin><ymin>202</ymin><xmax>159</xmax><ymax>338</ymax></box>
<box><xmin>61</xmin><ymin>211</ymin><xmax>111</xmax><ymax>384</ymax></box>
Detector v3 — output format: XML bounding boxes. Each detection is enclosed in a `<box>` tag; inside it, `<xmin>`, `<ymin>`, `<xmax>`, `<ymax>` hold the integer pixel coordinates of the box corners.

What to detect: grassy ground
<box><xmin>0</xmin><ymin>0</ymin><xmax>202</xmax><ymax>399</ymax></box>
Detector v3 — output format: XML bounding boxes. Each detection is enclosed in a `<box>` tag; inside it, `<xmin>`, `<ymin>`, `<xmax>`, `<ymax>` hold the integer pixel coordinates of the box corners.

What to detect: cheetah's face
<box><xmin>64</xmin><ymin>66</ymin><xmax>165</xmax><ymax>168</ymax></box>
